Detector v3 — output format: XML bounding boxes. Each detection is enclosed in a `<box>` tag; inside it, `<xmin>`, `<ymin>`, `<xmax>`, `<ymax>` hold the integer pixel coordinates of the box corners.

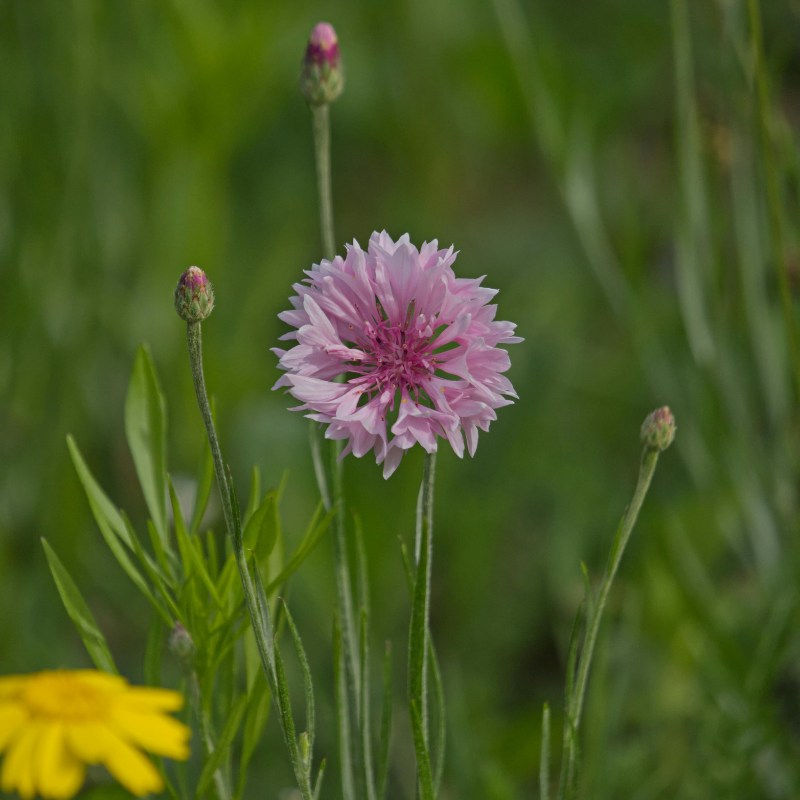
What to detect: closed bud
<box><xmin>640</xmin><ymin>406</ymin><xmax>676</xmax><ymax>451</ymax></box>
<box><xmin>299</xmin><ymin>731</ymin><xmax>310</xmax><ymax>765</ymax></box>
<box><xmin>169</xmin><ymin>623</ymin><xmax>196</xmax><ymax>662</ymax></box>
<box><xmin>299</xmin><ymin>22</ymin><xmax>344</xmax><ymax>106</ymax></box>
<box><xmin>174</xmin><ymin>266</ymin><xmax>214</xmax><ymax>323</ymax></box>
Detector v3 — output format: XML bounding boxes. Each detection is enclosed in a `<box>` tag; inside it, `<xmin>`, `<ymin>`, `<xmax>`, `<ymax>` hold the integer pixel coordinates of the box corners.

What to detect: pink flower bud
<box><xmin>300</xmin><ymin>22</ymin><xmax>344</xmax><ymax>106</ymax></box>
<box><xmin>174</xmin><ymin>266</ymin><xmax>214</xmax><ymax>323</ymax></box>
<box><xmin>640</xmin><ymin>406</ymin><xmax>676</xmax><ymax>451</ymax></box>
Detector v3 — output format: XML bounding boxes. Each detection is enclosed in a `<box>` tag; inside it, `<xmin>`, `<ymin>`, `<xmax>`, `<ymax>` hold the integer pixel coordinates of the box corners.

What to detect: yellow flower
<box><xmin>0</xmin><ymin>670</ymin><xmax>191</xmax><ymax>799</ymax></box>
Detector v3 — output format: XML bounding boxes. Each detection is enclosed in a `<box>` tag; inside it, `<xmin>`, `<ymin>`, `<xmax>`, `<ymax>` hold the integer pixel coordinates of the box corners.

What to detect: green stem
<box><xmin>186</xmin><ymin>322</ymin><xmax>314</xmax><ymax>800</ymax></box>
<box><xmin>571</xmin><ymin>447</ymin><xmax>659</xmax><ymax>725</ymax></box>
<box><xmin>748</xmin><ymin>0</ymin><xmax>800</xmax><ymax>401</ymax></box>
<box><xmin>312</xmin><ymin>103</ymin><xmax>336</xmax><ymax>262</ymax></box>
<box><xmin>419</xmin><ymin>452</ymin><xmax>436</xmax><ymax>742</ymax></box>
<box><xmin>557</xmin><ymin>447</ymin><xmax>660</xmax><ymax>800</ymax></box>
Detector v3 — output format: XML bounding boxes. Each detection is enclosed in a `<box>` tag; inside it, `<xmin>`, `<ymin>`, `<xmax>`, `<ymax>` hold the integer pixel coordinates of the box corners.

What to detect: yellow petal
<box><xmin>100</xmin><ymin>729</ymin><xmax>163</xmax><ymax>797</ymax></box>
<box><xmin>65</xmin><ymin>722</ymin><xmax>109</xmax><ymax>764</ymax></box>
<box><xmin>1</xmin><ymin>720</ymin><xmax>41</xmax><ymax>800</ymax></box>
<box><xmin>110</xmin><ymin>706</ymin><xmax>190</xmax><ymax>761</ymax></box>
<box><xmin>71</xmin><ymin>671</ymin><xmax>128</xmax><ymax>693</ymax></box>
<box><xmin>0</xmin><ymin>703</ymin><xmax>28</xmax><ymax>753</ymax></box>
<box><xmin>36</xmin><ymin>723</ymin><xmax>86</xmax><ymax>800</ymax></box>
<box><xmin>120</xmin><ymin>687</ymin><xmax>185</xmax><ymax>712</ymax></box>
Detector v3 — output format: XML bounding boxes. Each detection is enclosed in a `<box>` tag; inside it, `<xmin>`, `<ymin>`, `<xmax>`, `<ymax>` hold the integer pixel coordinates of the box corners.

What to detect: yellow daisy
<box><xmin>0</xmin><ymin>670</ymin><xmax>191</xmax><ymax>799</ymax></box>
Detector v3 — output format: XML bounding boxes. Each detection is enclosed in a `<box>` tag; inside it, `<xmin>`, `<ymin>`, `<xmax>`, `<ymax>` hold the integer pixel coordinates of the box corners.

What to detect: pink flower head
<box><xmin>273</xmin><ymin>232</ymin><xmax>522</xmax><ymax>478</ymax></box>
<box><xmin>305</xmin><ymin>22</ymin><xmax>340</xmax><ymax>67</ymax></box>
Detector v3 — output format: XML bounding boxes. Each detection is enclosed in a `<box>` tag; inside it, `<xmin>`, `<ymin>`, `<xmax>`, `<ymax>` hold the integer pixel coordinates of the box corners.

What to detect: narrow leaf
<box><xmin>42</xmin><ymin>538</ymin><xmax>117</xmax><ymax>674</ymax></box>
<box><xmin>243</xmin><ymin>492</ymin><xmax>279</xmax><ymax>563</ymax></box>
<box><xmin>313</xmin><ymin>757</ymin><xmax>327</xmax><ymax>800</ymax></box>
<box><xmin>125</xmin><ymin>344</ymin><xmax>169</xmax><ymax>549</ymax></box>
<box><xmin>281</xmin><ymin>599</ymin><xmax>315</xmax><ymax>754</ymax></box>
<box><xmin>67</xmin><ymin>436</ymin><xmax>131</xmax><ymax>547</ymax></box>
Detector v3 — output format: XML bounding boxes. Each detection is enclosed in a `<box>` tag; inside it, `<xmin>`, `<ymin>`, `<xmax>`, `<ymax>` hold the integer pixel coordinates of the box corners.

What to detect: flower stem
<box><xmin>556</xmin><ymin>446</ymin><xmax>661</xmax><ymax>799</ymax></box>
<box><xmin>189</xmin><ymin>671</ymin><xmax>230</xmax><ymax>800</ymax></box>
<box><xmin>312</xmin><ymin>103</ymin><xmax>336</xmax><ymax>262</ymax></box>
<box><xmin>185</xmin><ymin>321</ymin><xmax>314</xmax><ymax>800</ymax></box>
<box><xmin>419</xmin><ymin>452</ymin><xmax>436</xmax><ymax>742</ymax></box>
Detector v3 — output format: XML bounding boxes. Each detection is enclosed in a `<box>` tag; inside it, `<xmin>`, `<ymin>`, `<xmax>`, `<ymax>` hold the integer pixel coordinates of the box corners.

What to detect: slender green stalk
<box><xmin>747</xmin><ymin>0</ymin><xmax>800</xmax><ymax>401</ymax></box>
<box><xmin>186</xmin><ymin>321</ymin><xmax>314</xmax><ymax>800</ymax></box>
<box><xmin>556</xmin><ymin>446</ymin><xmax>661</xmax><ymax>799</ymax></box>
<box><xmin>312</xmin><ymin>104</ymin><xmax>335</xmax><ymax>262</ymax></box>
<box><xmin>409</xmin><ymin>452</ymin><xmax>437</xmax><ymax>797</ymax></box>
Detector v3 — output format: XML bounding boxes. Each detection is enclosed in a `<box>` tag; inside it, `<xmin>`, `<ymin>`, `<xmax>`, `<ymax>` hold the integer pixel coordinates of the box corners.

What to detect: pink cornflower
<box><xmin>273</xmin><ymin>232</ymin><xmax>522</xmax><ymax>478</ymax></box>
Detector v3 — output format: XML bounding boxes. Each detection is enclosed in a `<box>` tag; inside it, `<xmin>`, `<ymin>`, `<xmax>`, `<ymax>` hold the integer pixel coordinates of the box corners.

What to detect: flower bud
<box><xmin>169</xmin><ymin>623</ymin><xmax>196</xmax><ymax>662</ymax></box>
<box><xmin>640</xmin><ymin>406</ymin><xmax>676</xmax><ymax>451</ymax></box>
<box><xmin>174</xmin><ymin>266</ymin><xmax>214</xmax><ymax>323</ymax></box>
<box><xmin>299</xmin><ymin>22</ymin><xmax>344</xmax><ymax>106</ymax></box>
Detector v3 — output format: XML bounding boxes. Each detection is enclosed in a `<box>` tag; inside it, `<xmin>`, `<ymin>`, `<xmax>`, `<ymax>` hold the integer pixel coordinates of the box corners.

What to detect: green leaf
<box><xmin>264</xmin><ymin>504</ymin><xmax>334</xmax><ymax>595</ymax></box>
<box><xmin>282</xmin><ymin>599</ymin><xmax>315</xmax><ymax>754</ymax></box>
<box><xmin>67</xmin><ymin>435</ymin><xmax>131</xmax><ymax>548</ymax></box>
<box><xmin>580</xmin><ymin>562</ymin><xmax>594</xmax><ymax>623</ymax></box>
<box><xmin>313</xmin><ymin>757</ymin><xmax>327</xmax><ymax>800</ymax></box>
<box><xmin>242</xmin><ymin>491</ymin><xmax>279</xmax><ymax>563</ymax></box>
<box><xmin>42</xmin><ymin>538</ymin><xmax>117</xmax><ymax>674</ymax></box>
<box><xmin>195</xmin><ymin>693</ymin><xmax>248</xmax><ymax>800</ymax></box>
<box><xmin>144</xmin><ymin>613</ymin><xmax>163</xmax><ymax>687</ymax></box>
<box><xmin>540</xmin><ymin>703</ymin><xmax>551</xmax><ymax>800</ymax></box>
<box><xmin>274</xmin><ymin>642</ymin><xmax>303</xmax><ymax>781</ymax></box>
<box><xmin>243</xmin><ymin>465</ymin><xmax>261</xmax><ymax>529</ymax></box>
<box><xmin>378</xmin><ymin>641</ymin><xmax>392</xmax><ymax>800</ymax></box>
<box><xmin>125</xmin><ymin>344</ymin><xmax>169</xmax><ymax>549</ymax></box>
<box><xmin>409</xmin><ymin>700</ymin><xmax>435</xmax><ymax>800</ymax></box>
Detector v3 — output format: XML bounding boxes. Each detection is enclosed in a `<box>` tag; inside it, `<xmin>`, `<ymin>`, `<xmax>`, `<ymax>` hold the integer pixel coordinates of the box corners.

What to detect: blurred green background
<box><xmin>4</xmin><ymin>0</ymin><xmax>800</xmax><ymax>797</ymax></box>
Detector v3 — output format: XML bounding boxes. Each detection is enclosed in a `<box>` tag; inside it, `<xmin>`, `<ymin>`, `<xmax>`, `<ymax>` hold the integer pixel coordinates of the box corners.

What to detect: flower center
<box><xmin>21</xmin><ymin>673</ymin><xmax>106</xmax><ymax>721</ymax></box>
<box><xmin>348</xmin><ymin>317</ymin><xmax>437</xmax><ymax>405</ymax></box>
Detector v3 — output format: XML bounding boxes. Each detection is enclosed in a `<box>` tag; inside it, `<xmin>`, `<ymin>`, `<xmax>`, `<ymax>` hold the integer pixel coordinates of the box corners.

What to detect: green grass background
<box><xmin>3</xmin><ymin>0</ymin><xmax>800</xmax><ymax>797</ymax></box>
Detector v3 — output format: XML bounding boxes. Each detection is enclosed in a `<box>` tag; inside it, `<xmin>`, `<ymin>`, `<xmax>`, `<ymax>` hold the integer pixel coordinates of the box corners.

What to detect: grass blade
<box><xmin>335</xmin><ymin>614</ymin><xmax>356</xmax><ymax>800</ymax></box>
<box><xmin>144</xmin><ymin>613</ymin><xmax>163</xmax><ymax>687</ymax></box>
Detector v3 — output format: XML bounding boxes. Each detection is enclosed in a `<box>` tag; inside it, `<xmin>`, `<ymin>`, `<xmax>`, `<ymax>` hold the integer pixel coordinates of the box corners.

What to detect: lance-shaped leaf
<box><xmin>243</xmin><ymin>491</ymin><xmax>279</xmax><ymax>563</ymax></box>
<box><xmin>42</xmin><ymin>539</ymin><xmax>117</xmax><ymax>674</ymax></box>
<box><xmin>125</xmin><ymin>344</ymin><xmax>169</xmax><ymax>550</ymax></box>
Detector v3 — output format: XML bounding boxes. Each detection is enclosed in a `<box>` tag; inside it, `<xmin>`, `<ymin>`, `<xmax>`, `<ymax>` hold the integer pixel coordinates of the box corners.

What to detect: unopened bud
<box><xmin>641</xmin><ymin>406</ymin><xmax>676</xmax><ymax>451</ymax></box>
<box><xmin>299</xmin><ymin>22</ymin><xmax>344</xmax><ymax>106</ymax></box>
<box><xmin>174</xmin><ymin>266</ymin><xmax>214</xmax><ymax>323</ymax></box>
<box><xmin>299</xmin><ymin>731</ymin><xmax>310</xmax><ymax>765</ymax></box>
<box><xmin>169</xmin><ymin>623</ymin><xmax>196</xmax><ymax>661</ymax></box>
